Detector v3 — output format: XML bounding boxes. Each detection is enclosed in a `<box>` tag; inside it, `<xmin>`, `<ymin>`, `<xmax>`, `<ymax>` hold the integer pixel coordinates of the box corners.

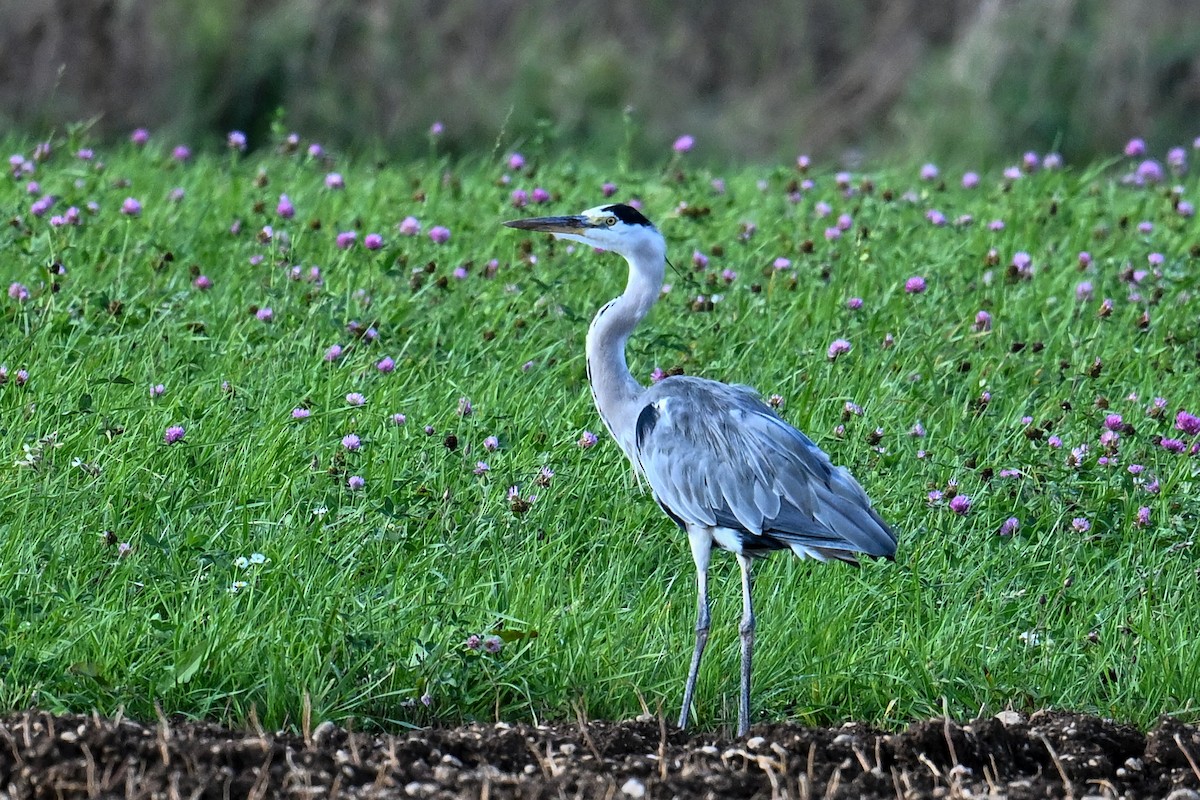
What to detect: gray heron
<box><xmin>504</xmin><ymin>203</ymin><xmax>897</xmax><ymax>736</ymax></box>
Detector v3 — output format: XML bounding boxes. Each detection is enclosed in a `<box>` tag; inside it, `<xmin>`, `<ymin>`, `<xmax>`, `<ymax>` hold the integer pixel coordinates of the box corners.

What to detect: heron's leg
<box><xmin>735</xmin><ymin>553</ymin><xmax>755</xmax><ymax>737</ymax></box>
<box><xmin>679</xmin><ymin>527</ymin><xmax>712</xmax><ymax>730</ymax></box>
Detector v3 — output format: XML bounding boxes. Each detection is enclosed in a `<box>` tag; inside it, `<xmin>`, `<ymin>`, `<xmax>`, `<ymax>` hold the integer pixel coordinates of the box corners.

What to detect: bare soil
<box><xmin>2</xmin><ymin>710</ymin><xmax>1199</xmax><ymax>798</ymax></box>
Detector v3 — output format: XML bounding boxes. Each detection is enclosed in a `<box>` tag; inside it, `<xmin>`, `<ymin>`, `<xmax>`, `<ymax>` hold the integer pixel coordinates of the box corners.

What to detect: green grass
<box><xmin>1</xmin><ymin>133</ymin><xmax>1198</xmax><ymax>733</ymax></box>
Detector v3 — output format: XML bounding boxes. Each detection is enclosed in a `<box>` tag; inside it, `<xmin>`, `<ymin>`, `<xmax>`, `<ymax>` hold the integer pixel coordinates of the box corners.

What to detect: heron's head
<box><xmin>504</xmin><ymin>203</ymin><xmax>664</xmax><ymax>263</ymax></box>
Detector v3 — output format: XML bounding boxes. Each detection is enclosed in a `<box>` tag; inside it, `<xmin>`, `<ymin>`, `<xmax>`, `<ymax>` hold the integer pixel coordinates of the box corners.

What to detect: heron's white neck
<box><xmin>585</xmin><ymin>243</ymin><xmax>666</xmax><ymax>458</ymax></box>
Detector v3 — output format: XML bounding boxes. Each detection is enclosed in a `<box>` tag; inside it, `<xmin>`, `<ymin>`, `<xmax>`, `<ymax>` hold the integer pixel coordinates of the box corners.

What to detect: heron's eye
<box><xmin>605</xmin><ymin>217</ymin><xmax>617</xmax><ymax>227</ymax></box>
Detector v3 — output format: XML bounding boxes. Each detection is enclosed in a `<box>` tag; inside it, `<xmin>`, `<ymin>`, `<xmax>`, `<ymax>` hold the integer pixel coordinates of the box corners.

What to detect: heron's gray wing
<box><xmin>634</xmin><ymin>376</ymin><xmax>897</xmax><ymax>561</ymax></box>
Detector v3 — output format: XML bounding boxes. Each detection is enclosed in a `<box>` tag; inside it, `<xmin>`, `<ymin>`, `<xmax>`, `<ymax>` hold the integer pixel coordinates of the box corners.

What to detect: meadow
<box><xmin>1</xmin><ymin>127</ymin><xmax>1198</xmax><ymax>735</ymax></box>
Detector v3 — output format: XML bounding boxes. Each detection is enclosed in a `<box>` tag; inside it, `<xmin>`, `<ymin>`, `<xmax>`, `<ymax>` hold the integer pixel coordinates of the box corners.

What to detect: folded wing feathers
<box><xmin>636</xmin><ymin>377</ymin><xmax>897</xmax><ymax>560</ymax></box>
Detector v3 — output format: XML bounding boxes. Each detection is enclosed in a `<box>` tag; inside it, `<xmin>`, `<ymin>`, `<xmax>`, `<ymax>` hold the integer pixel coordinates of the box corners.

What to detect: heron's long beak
<box><xmin>503</xmin><ymin>215</ymin><xmax>589</xmax><ymax>234</ymax></box>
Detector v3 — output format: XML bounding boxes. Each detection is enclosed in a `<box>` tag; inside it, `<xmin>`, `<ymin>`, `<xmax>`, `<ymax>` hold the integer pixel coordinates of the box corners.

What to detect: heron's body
<box><xmin>633</xmin><ymin>376</ymin><xmax>895</xmax><ymax>560</ymax></box>
<box><xmin>505</xmin><ymin>203</ymin><xmax>897</xmax><ymax>736</ymax></box>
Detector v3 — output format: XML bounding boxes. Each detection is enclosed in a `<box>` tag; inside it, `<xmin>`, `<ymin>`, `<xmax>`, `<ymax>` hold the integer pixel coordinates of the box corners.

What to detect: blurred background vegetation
<box><xmin>2</xmin><ymin>0</ymin><xmax>1198</xmax><ymax>165</ymax></box>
